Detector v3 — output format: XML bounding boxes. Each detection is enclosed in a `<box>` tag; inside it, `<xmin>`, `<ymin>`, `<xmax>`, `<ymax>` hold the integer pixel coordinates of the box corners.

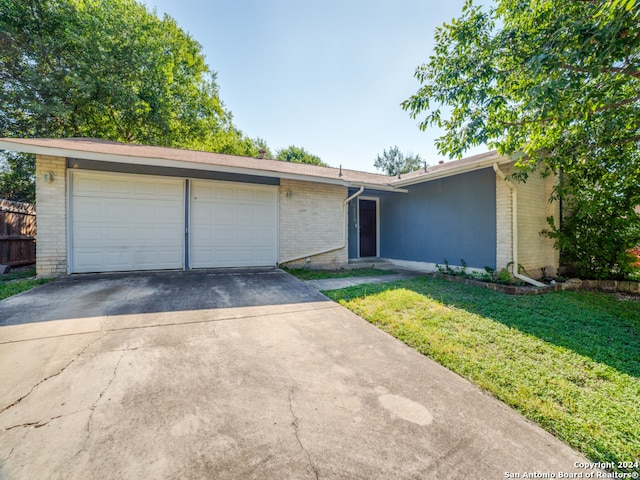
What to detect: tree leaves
<box><xmin>275</xmin><ymin>146</ymin><xmax>327</xmax><ymax>166</ymax></box>
<box><xmin>373</xmin><ymin>146</ymin><xmax>424</xmax><ymax>176</ymax></box>
<box><xmin>403</xmin><ymin>0</ymin><xmax>640</xmax><ymax>278</ymax></box>
<box><xmin>0</xmin><ymin>0</ymin><xmax>270</xmax><ymax>201</ymax></box>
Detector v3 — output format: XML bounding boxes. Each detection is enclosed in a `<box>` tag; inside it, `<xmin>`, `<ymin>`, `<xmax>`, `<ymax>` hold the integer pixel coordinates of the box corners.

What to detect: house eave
<box><xmin>0</xmin><ymin>140</ymin><xmax>355</xmax><ymax>187</ymax></box>
<box><xmin>350</xmin><ymin>182</ymin><xmax>409</xmax><ymax>193</ymax></box>
<box><xmin>391</xmin><ymin>153</ymin><xmax>511</xmax><ymax>187</ymax></box>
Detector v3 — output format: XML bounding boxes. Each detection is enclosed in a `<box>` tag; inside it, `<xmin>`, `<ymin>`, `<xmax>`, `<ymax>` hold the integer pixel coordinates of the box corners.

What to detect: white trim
<box><xmin>357</xmin><ymin>196</ymin><xmax>380</xmax><ymax>258</ymax></box>
<box><xmin>66</xmin><ymin>169</ymin><xmax>73</xmax><ymax>274</ymax></box>
<box><xmin>392</xmin><ymin>154</ymin><xmax>510</xmax><ymax>187</ymax></box>
<box><xmin>184</xmin><ymin>179</ymin><xmax>191</xmax><ymax>269</ymax></box>
<box><xmin>352</xmin><ymin>182</ymin><xmax>408</xmax><ymax>193</ymax></box>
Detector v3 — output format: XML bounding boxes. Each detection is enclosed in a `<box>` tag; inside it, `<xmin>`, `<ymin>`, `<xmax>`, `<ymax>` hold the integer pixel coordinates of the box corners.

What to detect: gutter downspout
<box><xmin>278</xmin><ymin>186</ymin><xmax>365</xmax><ymax>265</ymax></box>
<box><xmin>493</xmin><ymin>164</ymin><xmax>546</xmax><ymax>287</ymax></box>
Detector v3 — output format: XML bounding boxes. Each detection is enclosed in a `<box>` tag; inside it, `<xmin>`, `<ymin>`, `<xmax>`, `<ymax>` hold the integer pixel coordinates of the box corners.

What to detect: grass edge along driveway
<box><xmin>324</xmin><ymin>276</ymin><xmax>640</xmax><ymax>473</ymax></box>
<box><xmin>0</xmin><ymin>268</ymin><xmax>50</xmax><ymax>301</ymax></box>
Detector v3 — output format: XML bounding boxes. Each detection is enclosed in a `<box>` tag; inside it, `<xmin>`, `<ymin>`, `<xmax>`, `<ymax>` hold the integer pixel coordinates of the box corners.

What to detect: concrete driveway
<box><xmin>0</xmin><ymin>269</ymin><xmax>592</xmax><ymax>479</ymax></box>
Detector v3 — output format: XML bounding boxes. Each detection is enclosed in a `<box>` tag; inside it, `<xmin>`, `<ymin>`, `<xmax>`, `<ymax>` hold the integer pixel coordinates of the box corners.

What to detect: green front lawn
<box><xmin>284</xmin><ymin>267</ymin><xmax>396</xmax><ymax>280</ymax></box>
<box><xmin>325</xmin><ymin>276</ymin><xmax>640</xmax><ymax>471</ymax></box>
<box><xmin>0</xmin><ymin>267</ymin><xmax>50</xmax><ymax>301</ymax></box>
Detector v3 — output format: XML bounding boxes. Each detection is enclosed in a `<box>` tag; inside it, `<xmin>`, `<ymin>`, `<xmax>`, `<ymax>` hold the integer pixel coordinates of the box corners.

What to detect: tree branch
<box><xmin>594</xmin><ymin>93</ymin><xmax>640</xmax><ymax>112</ymax></box>
<box><xmin>496</xmin><ymin>93</ymin><xmax>640</xmax><ymax>127</ymax></box>
<box><xmin>558</xmin><ymin>63</ymin><xmax>640</xmax><ymax>79</ymax></box>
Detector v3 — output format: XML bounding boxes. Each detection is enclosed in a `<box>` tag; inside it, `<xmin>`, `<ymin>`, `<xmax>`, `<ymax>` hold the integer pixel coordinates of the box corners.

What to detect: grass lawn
<box><xmin>284</xmin><ymin>267</ymin><xmax>396</xmax><ymax>281</ymax></box>
<box><xmin>325</xmin><ymin>276</ymin><xmax>640</xmax><ymax>472</ymax></box>
<box><xmin>0</xmin><ymin>267</ymin><xmax>51</xmax><ymax>301</ymax></box>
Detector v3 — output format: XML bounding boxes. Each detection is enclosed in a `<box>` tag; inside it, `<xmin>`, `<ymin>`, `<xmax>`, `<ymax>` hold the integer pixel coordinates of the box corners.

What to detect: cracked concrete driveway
<box><xmin>0</xmin><ymin>269</ymin><xmax>592</xmax><ymax>479</ymax></box>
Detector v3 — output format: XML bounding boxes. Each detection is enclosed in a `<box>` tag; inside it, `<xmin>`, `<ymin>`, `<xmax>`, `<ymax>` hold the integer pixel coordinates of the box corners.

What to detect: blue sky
<box><xmin>143</xmin><ymin>0</ymin><xmax>489</xmax><ymax>172</ymax></box>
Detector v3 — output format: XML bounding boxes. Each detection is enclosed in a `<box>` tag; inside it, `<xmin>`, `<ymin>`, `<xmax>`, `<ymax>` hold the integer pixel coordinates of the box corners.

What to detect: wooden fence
<box><xmin>0</xmin><ymin>199</ymin><xmax>36</xmax><ymax>266</ymax></box>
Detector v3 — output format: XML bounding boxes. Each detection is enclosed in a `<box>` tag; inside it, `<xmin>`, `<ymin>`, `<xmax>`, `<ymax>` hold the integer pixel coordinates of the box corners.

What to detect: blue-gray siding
<box><xmin>349</xmin><ymin>168</ymin><xmax>497</xmax><ymax>269</ymax></box>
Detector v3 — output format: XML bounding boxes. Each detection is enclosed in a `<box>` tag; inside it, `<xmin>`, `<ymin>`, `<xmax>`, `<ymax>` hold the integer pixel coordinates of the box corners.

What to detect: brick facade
<box><xmin>495</xmin><ymin>169</ymin><xmax>513</xmax><ymax>271</ymax></box>
<box><xmin>30</xmin><ymin>152</ymin><xmax>557</xmax><ymax>277</ymax></box>
<box><xmin>279</xmin><ymin>179</ymin><xmax>348</xmax><ymax>267</ymax></box>
<box><xmin>495</xmin><ymin>164</ymin><xmax>559</xmax><ymax>278</ymax></box>
<box><xmin>35</xmin><ymin>155</ymin><xmax>67</xmax><ymax>277</ymax></box>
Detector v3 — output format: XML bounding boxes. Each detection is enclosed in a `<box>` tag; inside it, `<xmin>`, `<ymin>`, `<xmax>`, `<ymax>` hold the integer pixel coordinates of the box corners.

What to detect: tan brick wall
<box><xmin>516</xmin><ymin>170</ymin><xmax>559</xmax><ymax>277</ymax></box>
<box><xmin>495</xmin><ymin>168</ymin><xmax>513</xmax><ymax>271</ymax></box>
<box><xmin>35</xmin><ymin>155</ymin><xmax>67</xmax><ymax>277</ymax></box>
<box><xmin>279</xmin><ymin>179</ymin><xmax>348</xmax><ymax>267</ymax></box>
<box><xmin>495</xmin><ymin>163</ymin><xmax>559</xmax><ymax>278</ymax></box>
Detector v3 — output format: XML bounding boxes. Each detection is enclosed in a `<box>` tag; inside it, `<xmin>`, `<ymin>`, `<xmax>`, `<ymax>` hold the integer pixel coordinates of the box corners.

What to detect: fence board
<box><xmin>0</xmin><ymin>199</ymin><xmax>36</xmax><ymax>266</ymax></box>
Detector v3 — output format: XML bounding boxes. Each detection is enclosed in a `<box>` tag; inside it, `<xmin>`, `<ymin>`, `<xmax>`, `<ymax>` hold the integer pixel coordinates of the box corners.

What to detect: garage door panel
<box><xmin>256</xmin><ymin>190</ymin><xmax>274</xmax><ymax>202</ymax></box>
<box><xmin>106</xmin><ymin>201</ymin><xmax>132</xmax><ymax>220</ymax></box>
<box><xmin>105</xmin><ymin>179</ymin><xmax>132</xmax><ymax>195</ymax></box>
<box><xmin>75</xmin><ymin>251</ymin><xmax>104</xmax><ymax>270</ymax></box>
<box><xmin>235</xmin><ymin>208</ymin><xmax>253</xmax><ymax>223</ymax></box>
<box><xmin>213</xmin><ymin>209</ymin><xmax>234</xmax><ymax>223</ymax></box>
<box><xmin>75</xmin><ymin>225</ymin><xmax>103</xmax><ymax>243</ymax></box>
<box><xmin>73</xmin><ymin>176</ymin><xmax>106</xmax><ymax>196</ymax></box>
<box><xmin>215</xmin><ymin>187</ymin><xmax>235</xmax><ymax>201</ymax></box>
<box><xmin>132</xmin><ymin>202</ymin><xmax>158</xmax><ymax>218</ymax></box>
<box><xmin>213</xmin><ymin>230</ymin><xmax>235</xmax><ymax>243</ymax></box>
<box><xmin>71</xmin><ymin>171</ymin><xmax>184</xmax><ymax>273</ymax></box>
<box><xmin>133</xmin><ymin>181</ymin><xmax>159</xmax><ymax>196</ymax></box>
<box><xmin>236</xmin><ymin>189</ymin><xmax>255</xmax><ymax>202</ymax></box>
<box><xmin>190</xmin><ymin>180</ymin><xmax>277</xmax><ymax>268</ymax></box>
<box><xmin>105</xmin><ymin>226</ymin><xmax>130</xmax><ymax>243</ymax></box>
<box><xmin>106</xmin><ymin>250</ymin><xmax>131</xmax><ymax>268</ymax></box>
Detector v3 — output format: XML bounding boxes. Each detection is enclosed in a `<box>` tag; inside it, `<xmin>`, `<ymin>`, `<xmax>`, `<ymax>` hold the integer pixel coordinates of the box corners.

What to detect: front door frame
<box><xmin>357</xmin><ymin>196</ymin><xmax>380</xmax><ymax>258</ymax></box>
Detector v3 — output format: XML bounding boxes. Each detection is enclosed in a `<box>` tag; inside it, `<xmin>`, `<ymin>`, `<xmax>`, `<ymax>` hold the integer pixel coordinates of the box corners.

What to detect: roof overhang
<box><xmin>0</xmin><ymin>139</ymin><xmax>493</xmax><ymax>193</ymax></box>
<box><xmin>347</xmin><ymin>181</ymin><xmax>408</xmax><ymax>193</ymax></box>
<box><xmin>390</xmin><ymin>152</ymin><xmax>512</xmax><ymax>187</ymax></box>
<box><xmin>0</xmin><ymin>139</ymin><xmax>358</xmax><ymax>187</ymax></box>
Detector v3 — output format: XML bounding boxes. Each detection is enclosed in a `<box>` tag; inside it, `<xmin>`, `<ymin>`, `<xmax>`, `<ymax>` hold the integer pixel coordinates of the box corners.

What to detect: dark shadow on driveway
<box><xmin>0</xmin><ymin>269</ymin><xmax>330</xmax><ymax>326</ymax></box>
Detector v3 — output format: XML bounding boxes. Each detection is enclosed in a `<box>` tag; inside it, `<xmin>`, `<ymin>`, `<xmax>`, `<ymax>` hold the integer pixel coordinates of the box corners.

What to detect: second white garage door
<box><xmin>190</xmin><ymin>180</ymin><xmax>278</xmax><ymax>268</ymax></box>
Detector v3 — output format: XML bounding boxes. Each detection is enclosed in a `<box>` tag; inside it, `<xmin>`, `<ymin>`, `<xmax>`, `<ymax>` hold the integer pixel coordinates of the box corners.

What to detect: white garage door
<box><xmin>190</xmin><ymin>180</ymin><xmax>278</xmax><ymax>268</ymax></box>
<box><xmin>71</xmin><ymin>171</ymin><xmax>184</xmax><ymax>273</ymax></box>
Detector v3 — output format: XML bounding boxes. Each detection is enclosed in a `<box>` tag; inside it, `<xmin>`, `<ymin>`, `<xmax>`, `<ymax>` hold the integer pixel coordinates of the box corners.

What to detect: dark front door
<box><xmin>359</xmin><ymin>199</ymin><xmax>377</xmax><ymax>257</ymax></box>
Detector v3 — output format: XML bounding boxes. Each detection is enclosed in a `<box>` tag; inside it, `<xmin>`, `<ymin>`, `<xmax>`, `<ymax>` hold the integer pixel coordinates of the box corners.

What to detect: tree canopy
<box><xmin>275</xmin><ymin>145</ymin><xmax>327</xmax><ymax>166</ymax></box>
<box><xmin>0</xmin><ymin>0</ymin><xmax>270</xmax><ymax>201</ymax></box>
<box><xmin>403</xmin><ymin>0</ymin><xmax>640</xmax><ymax>279</ymax></box>
<box><xmin>373</xmin><ymin>146</ymin><xmax>424</xmax><ymax>176</ymax></box>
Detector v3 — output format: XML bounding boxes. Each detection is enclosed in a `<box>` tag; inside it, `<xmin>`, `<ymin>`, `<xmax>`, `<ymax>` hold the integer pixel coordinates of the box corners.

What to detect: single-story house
<box><xmin>0</xmin><ymin>138</ymin><xmax>559</xmax><ymax>284</ymax></box>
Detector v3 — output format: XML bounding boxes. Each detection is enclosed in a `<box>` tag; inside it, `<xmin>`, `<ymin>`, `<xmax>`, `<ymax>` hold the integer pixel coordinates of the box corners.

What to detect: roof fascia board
<box><xmin>0</xmin><ymin>141</ymin><xmax>352</xmax><ymax>187</ymax></box>
<box><xmin>350</xmin><ymin>182</ymin><xmax>409</xmax><ymax>193</ymax></box>
<box><xmin>391</xmin><ymin>155</ymin><xmax>511</xmax><ymax>187</ymax></box>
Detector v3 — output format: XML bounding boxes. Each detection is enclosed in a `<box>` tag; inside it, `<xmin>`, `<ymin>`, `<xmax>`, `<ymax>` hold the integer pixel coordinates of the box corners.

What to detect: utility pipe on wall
<box><xmin>278</xmin><ymin>186</ymin><xmax>365</xmax><ymax>265</ymax></box>
<box><xmin>493</xmin><ymin>164</ymin><xmax>546</xmax><ymax>288</ymax></box>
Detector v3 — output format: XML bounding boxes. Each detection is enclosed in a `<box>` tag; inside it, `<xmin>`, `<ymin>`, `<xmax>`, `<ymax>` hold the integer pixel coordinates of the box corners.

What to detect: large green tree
<box><xmin>275</xmin><ymin>145</ymin><xmax>327</xmax><ymax>166</ymax></box>
<box><xmin>373</xmin><ymin>145</ymin><xmax>424</xmax><ymax>176</ymax></box>
<box><xmin>0</xmin><ymin>0</ymin><xmax>266</xmax><ymax>201</ymax></box>
<box><xmin>403</xmin><ymin>0</ymin><xmax>640</xmax><ymax>279</ymax></box>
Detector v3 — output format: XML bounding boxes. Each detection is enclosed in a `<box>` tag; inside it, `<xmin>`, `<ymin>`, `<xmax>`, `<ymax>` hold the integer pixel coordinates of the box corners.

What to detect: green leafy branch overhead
<box><xmin>403</xmin><ymin>0</ymin><xmax>640</xmax><ymax>278</ymax></box>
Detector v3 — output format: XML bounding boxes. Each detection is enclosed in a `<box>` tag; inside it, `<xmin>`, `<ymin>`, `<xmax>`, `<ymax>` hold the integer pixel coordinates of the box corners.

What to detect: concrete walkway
<box><xmin>305</xmin><ymin>272</ymin><xmax>420</xmax><ymax>290</ymax></box>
